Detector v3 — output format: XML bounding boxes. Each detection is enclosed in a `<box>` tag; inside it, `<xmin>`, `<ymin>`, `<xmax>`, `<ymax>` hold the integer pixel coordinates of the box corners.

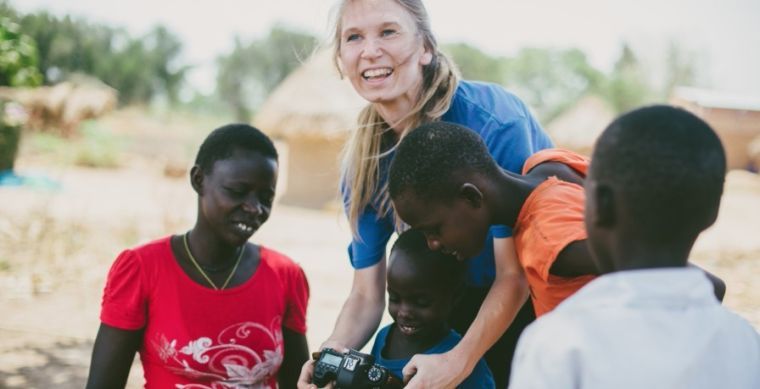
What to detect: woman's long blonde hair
<box><xmin>332</xmin><ymin>0</ymin><xmax>460</xmax><ymax>236</ymax></box>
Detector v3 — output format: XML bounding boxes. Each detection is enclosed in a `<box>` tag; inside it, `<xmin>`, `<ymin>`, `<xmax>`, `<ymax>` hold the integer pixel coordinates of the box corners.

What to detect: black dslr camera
<box><xmin>312</xmin><ymin>348</ymin><xmax>403</xmax><ymax>388</ymax></box>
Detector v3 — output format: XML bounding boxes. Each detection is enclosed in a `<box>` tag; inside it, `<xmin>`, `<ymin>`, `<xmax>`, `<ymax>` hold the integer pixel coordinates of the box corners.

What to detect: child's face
<box><xmin>196</xmin><ymin>149</ymin><xmax>278</xmax><ymax>246</ymax></box>
<box><xmin>393</xmin><ymin>191</ymin><xmax>490</xmax><ymax>261</ymax></box>
<box><xmin>387</xmin><ymin>250</ymin><xmax>454</xmax><ymax>341</ymax></box>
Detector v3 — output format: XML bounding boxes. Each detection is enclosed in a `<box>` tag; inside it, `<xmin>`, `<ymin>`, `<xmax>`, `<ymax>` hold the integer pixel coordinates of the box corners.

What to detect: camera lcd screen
<box><xmin>322</xmin><ymin>353</ymin><xmax>343</xmax><ymax>367</ymax></box>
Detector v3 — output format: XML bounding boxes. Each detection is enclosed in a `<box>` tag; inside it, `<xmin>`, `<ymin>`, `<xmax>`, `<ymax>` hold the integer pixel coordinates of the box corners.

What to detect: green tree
<box><xmin>501</xmin><ymin>47</ymin><xmax>605</xmax><ymax>123</ymax></box>
<box><xmin>217</xmin><ymin>37</ymin><xmax>254</xmax><ymax>121</ymax></box>
<box><xmin>216</xmin><ymin>25</ymin><xmax>318</xmax><ymax>121</ymax></box>
<box><xmin>141</xmin><ymin>26</ymin><xmax>188</xmax><ymax>103</ymax></box>
<box><xmin>0</xmin><ymin>16</ymin><xmax>42</xmax><ymax>171</ymax></box>
<box><xmin>662</xmin><ymin>41</ymin><xmax>698</xmax><ymax>99</ymax></box>
<box><xmin>442</xmin><ymin>42</ymin><xmax>504</xmax><ymax>84</ymax></box>
<box><xmin>16</xmin><ymin>10</ymin><xmax>188</xmax><ymax>104</ymax></box>
<box><xmin>604</xmin><ymin>43</ymin><xmax>652</xmax><ymax>113</ymax></box>
<box><xmin>0</xmin><ymin>17</ymin><xmax>42</xmax><ymax>86</ymax></box>
<box><xmin>443</xmin><ymin>43</ymin><xmax>605</xmax><ymax>123</ymax></box>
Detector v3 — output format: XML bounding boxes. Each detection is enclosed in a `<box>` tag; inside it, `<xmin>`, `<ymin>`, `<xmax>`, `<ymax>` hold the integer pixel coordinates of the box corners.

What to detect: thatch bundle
<box><xmin>0</xmin><ymin>75</ymin><xmax>117</xmax><ymax>136</ymax></box>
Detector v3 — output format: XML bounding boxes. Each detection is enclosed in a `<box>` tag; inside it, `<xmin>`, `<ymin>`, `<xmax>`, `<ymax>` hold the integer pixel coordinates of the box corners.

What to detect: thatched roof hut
<box><xmin>0</xmin><ymin>75</ymin><xmax>117</xmax><ymax>136</ymax></box>
<box><xmin>546</xmin><ymin>95</ymin><xmax>616</xmax><ymax>157</ymax></box>
<box><xmin>254</xmin><ymin>49</ymin><xmax>366</xmax><ymax>209</ymax></box>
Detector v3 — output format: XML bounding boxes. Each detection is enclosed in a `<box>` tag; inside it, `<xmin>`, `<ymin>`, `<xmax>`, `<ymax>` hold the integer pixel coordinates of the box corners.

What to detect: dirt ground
<box><xmin>1</xmin><ymin>117</ymin><xmax>759</xmax><ymax>387</ymax></box>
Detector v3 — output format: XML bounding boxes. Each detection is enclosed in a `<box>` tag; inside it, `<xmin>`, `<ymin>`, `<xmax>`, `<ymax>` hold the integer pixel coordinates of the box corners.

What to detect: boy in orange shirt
<box><xmin>388</xmin><ymin>121</ymin><xmax>725</xmax><ymax>319</ymax></box>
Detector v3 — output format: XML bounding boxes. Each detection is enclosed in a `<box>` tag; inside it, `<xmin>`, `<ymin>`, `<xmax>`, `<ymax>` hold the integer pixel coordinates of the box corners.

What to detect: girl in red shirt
<box><xmin>87</xmin><ymin>124</ymin><xmax>309</xmax><ymax>389</ymax></box>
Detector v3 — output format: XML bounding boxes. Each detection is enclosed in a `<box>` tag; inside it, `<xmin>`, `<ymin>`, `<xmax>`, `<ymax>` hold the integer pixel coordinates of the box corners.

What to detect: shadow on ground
<box><xmin>0</xmin><ymin>337</ymin><xmax>91</xmax><ymax>388</ymax></box>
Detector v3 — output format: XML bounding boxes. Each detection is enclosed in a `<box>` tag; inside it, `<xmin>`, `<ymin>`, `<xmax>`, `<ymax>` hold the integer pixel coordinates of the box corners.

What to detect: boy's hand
<box><xmin>402</xmin><ymin>351</ymin><xmax>467</xmax><ymax>389</ymax></box>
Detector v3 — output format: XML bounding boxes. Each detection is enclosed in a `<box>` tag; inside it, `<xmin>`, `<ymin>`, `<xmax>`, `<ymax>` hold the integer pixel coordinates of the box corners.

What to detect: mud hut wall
<box><xmin>279</xmin><ymin>137</ymin><xmax>345</xmax><ymax>209</ymax></box>
<box><xmin>671</xmin><ymin>99</ymin><xmax>760</xmax><ymax>170</ymax></box>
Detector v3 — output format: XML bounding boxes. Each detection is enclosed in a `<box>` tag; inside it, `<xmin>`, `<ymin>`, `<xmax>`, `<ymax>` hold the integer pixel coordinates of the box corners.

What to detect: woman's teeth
<box><xmin>362</xmin><ymin>68</ymin><xmax>392</xmax><ymax>79</ymax></box>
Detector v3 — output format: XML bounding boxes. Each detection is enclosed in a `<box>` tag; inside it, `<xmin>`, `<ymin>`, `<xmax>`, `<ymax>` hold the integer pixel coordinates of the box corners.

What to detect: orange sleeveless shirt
<box><xmin>514</xmin><ymin>149</ymin><xmax>596</xmax><ymax>317</ymax></box>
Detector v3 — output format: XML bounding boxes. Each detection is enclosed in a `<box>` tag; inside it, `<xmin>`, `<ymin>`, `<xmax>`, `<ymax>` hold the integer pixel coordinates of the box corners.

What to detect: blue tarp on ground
<box><xmin>0</xmin><ymin>170</ymin><xmax>61</xmax><ymax>190</ymax></box>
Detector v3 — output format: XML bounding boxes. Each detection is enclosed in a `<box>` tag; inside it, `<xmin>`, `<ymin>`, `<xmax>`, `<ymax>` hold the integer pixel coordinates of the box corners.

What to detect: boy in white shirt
<box><xmin>509</xmin><ymin>105</ymin><xmax>760</xmax><ymax>389</ymax></box>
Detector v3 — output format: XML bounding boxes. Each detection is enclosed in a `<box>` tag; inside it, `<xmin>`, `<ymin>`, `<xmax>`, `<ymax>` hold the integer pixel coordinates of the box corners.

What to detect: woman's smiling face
<box><xmin>337</xmin><ymin>0</ymin><xmax>432</xmax><ymax>107</ymax></box>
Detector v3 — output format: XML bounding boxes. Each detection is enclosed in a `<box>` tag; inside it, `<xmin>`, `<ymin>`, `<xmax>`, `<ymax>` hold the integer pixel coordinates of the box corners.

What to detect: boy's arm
<box><xmin>550</xmin><ymin>240</ymin><xmax>599</xmax><ymax>277</ymax></box>
<box><xmin>526</xmin><ymin>161</ymin><xmax>585</xmax><ymax>186</ymax></box>
<box><xmin>86</xmin><ymin>323</ymin><xmax>142</xmax><ymax>389</ymax></box>
<box><xmin>279</xmin><ymin>328</ymin><xmax>309</xmax><ymax>389</ymax></box>
<box><xmin>551</xmin><ymin>244</ymin><xmax>727</xmax><ymax>302</ymax></box>
<box><xmin>402</xmin><ymin>237</ymin><xmax>529</xmax><ymax>388</ymax></box>
<box><xmin>688</xmin><ymin>263</ymin><xmax>726</xmax><ymax>302</ymax></box>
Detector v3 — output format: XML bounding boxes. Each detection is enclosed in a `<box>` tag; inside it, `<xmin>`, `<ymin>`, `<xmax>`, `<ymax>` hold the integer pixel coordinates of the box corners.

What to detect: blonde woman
<box><xmin>300</xmin><ymin>0</ymin><xmax>552</xmax><ymax>387</ymax></box>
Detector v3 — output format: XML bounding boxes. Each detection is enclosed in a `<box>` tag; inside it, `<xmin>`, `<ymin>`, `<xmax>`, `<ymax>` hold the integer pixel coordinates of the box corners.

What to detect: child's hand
<box><xmin>297</xmin><ymin>360</ymin><xmax>316</xmax><ymax>389</ymax></box>
<box><xmin>298</xmin><ymin>341</ymin><xmax>349</xmax><ymax>389</ymax></box>
<box><xmin>402</xmin><ymin>352</ymin><xmax>468</xmax><ymax>389</ymax></box>
<box><xmin>297</xmin><ymin>360</ymin><xmax>336</xmax><ymax>389</ymax></box>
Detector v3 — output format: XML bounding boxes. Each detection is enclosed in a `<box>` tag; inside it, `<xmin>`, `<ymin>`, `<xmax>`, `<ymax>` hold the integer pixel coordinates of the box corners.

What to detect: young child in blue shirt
<box><xmin>370</xmin><ymin>229</ymin><xmax>495</xmax><ymax>388</ymax></box>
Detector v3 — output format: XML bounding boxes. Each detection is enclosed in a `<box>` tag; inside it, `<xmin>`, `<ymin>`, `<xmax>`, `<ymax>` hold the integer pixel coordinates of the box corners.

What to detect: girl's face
<box><xmin>194</xmin><ymin>149</ymin><xmax>278</xmax><ymax>246</ymax></box>
<box><xmin>386</xmin><ymin>251</ymin><xmax>452</xmax><ymax>342</ymax></box>
<box><xmin>338</xmin><ymin>0</ymin><xmax>432</xmax><ymax>107</ymax></box>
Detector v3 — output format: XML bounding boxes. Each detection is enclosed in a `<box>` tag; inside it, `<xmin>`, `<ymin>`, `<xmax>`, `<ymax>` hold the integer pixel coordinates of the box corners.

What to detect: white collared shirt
<box><xmin>509</xmin><ymin>267</ymin><xmax>760</xmax><ymax>389</ymax></box>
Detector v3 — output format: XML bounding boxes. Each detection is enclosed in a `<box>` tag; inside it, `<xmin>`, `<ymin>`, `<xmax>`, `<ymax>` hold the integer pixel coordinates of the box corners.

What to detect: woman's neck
<box><xmin>374</xmin><ymin>86</ymin><xmax>421</xmax><ymax>136</ymax></box>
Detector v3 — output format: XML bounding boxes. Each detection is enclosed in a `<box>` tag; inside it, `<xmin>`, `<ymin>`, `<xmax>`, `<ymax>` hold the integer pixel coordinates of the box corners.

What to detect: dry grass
<box><xmin>0</xmin><ymin>210</ymin><xmax>85</xmax><ymax>289</ymax></box>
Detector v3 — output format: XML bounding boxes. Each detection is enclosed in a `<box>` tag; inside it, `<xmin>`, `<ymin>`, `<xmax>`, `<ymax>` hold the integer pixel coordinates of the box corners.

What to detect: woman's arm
<box><xmin>86</xmin><ymin>323</ymin><xmax>143</xmax><ymax>389</ymax></box>
<box><xmin>402</xmin><ymin>237</ymin><xmax>529</xmax><ymax>388</ymax></box>
<box><xmin>297</xmin><ymin>260</ymin><xmax>387</xmax><ymax>388</ymax></box>
<box><xmin>279</xmin><ymin>328</ymin><xmax>309</xmax><ymax>389</ymax></box>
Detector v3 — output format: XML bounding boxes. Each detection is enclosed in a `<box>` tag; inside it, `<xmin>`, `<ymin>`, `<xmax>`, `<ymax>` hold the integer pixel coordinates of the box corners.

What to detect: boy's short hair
<box><xmin>390</xmin><ymin>229</ymin><xmax>466</xmax><ymax>287</ymax></box>
<box><xmin>591</xmin><ymin>105</ymin><xmax>726</xmax><ymax>241</ymax></box>
<box><xmin>389</xmin><ymin>122</ymin><xmax>499</xmax><ymax>201</ymax></box>
<box><xmin>195</xmin><ymin>123</ymin><xmax>278</xmax><ymax>174</ymax></box>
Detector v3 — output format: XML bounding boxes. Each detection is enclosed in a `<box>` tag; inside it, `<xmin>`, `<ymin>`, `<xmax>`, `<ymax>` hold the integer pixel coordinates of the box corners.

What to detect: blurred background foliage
<box><xmin>0</xmin><ymin>0</ymin><xmax>702</xmax><ymax>129</ymax></box>
<box><xmin>0</xmin><ymin>16</ymin><xmax>42</xmax><ymax>87</ymax></box>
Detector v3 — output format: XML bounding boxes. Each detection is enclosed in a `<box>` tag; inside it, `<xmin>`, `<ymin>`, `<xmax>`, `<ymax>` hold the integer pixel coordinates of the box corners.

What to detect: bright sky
<box><xmin>13</xmin><ymin>0</ymin><xmax>760</xmax><ymax>96</ymax></box>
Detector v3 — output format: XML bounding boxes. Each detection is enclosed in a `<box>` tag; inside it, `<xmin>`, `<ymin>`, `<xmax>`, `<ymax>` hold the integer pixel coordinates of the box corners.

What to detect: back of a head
<box><xmin>195</xmin><ymin>123</ymin><xmax>278</xmax><ymax>174</ymax></box>
<box><xmin>389</xmin><ymin>122</ymin><xmax>498</xmax><ymax>202</ymax></box>
<box><xmin>390</xmin><ymin>229</ymin><xmax>465</xmax><ymax>288</ymax></box>
<box><xmin>590</xmin><ymin>105</ymin><xmax>726</xmax><ymax>246</ymax></box>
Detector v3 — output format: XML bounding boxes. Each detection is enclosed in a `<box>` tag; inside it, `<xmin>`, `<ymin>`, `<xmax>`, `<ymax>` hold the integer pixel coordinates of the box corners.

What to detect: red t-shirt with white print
<box><xmin>100</xmin><ymin>236</ymin><xmax>309</xmax><ymax>388</ymax></box>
